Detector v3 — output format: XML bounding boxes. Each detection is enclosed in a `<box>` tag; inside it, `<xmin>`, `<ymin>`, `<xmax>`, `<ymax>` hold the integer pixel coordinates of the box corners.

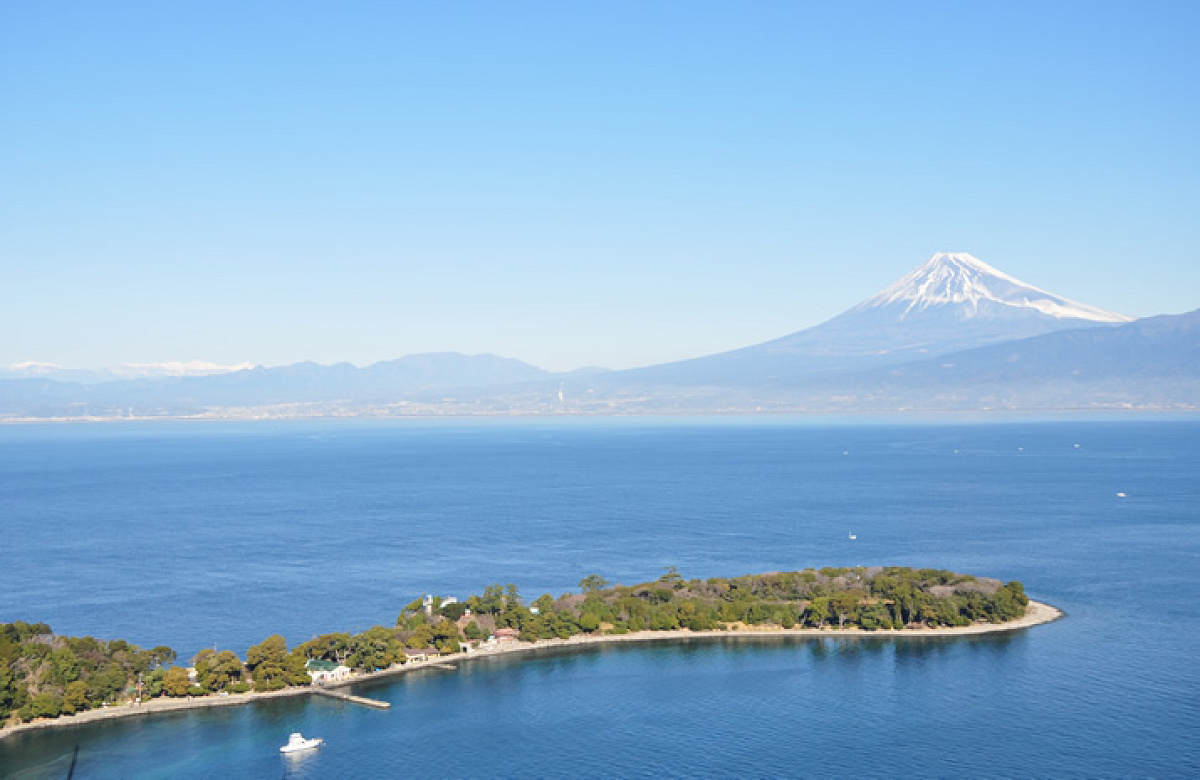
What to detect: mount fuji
<box><xmin>848</xmin><ymin>252</ymin><xmax>1127</xmax><ymax>324</ymax></box>
<box><xmin>3</xmin><ymin>252</ymin><xmax>1192</xmax><ymax>417</ymax></box>
<box><xmin>609</xmin><ymin>252</ymin><xmax>1132</xmax><ymax>387</ymax></box>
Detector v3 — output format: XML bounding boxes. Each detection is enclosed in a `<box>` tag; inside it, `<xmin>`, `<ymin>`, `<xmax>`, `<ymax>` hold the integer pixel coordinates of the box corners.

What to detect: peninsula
<box><xmin>1</xmin><ymin>566</ymin><xmax>1061</xmax><ymax>738</ymax></box>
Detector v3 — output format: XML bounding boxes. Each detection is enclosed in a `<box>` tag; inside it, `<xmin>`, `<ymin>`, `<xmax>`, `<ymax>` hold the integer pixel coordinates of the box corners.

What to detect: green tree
<box><xmin>499</xmin><ymin>591</ymin><xmax>530</xmax><ymax>629</ymax></box>
<box><xmin>397</xmin><ymin>596</ymin><xmax>425</xmax><ymax>624</ymax></box>
<box><xmin>144</xmin><ymin>667</ymin><xmax>167</xmax><ymax>698</ymax></box>
<box><xmin>147</xmin><ymin>646</ymin><xmax>177</xmax><ymax>669</ymax></box>
<box><xmin>890</xmin><ymin>584</ymin><xmax>918</xmax><ymax>626</ymax></box>
<box><xmin>62</xmin><ymin>681</ymin><xmax>89</xmax><ymax>714</ymax></box>
<box><xmin>348</xmin><ymin>627</ymin><xmax>401</xmax><ymax>671</ymax></box>
<box><xmin>649</xmin><ymin>608</ymin><xmax>679</xmax><ymax>631</ymax></box>
<box><xmin>0</xmin><ymin>665</ymin><xmax>20</xmax><ymax>720</ymax></box>
<box><xmin>284</xmin><ymin>650</ymin><xmax>312</xmax><ymax>686</ymax></box>
<box><xmin>858</xmin><ymin>603</ymin><xmax>889</xmax><ymax>631</ymax></box>
<box><xmin>579</xmin><ymin>574</ymin><xmax>609</xmax><ymax>594</ymax></box>
<box><xmin>49</xmin><ymin>647</ymin><xmax>81</xmax><ymax>687</ymax></box>
<box><xmin>247</xmin><ymin>635</ymin><xmax>292</xmax><ymax>692</ymax></box>
<box><xmin>21</xmin><ymin>692</ymin><xmax>63</xmax><ymax>722</ymax></box>
<box><xmin>649</xmin><ymin>588</ymin><xmax>674</xmax><ymax>605</ymax></box>
<box><xmin>247</xmin><ymin>635</ymin><xmax>287</xmax><ymax>668</ymax></box>
<box><xmin>578</xmin><ymin>612</ymin><xmax>601</xmax><ymax>633</ymax></box>
<box><xmin>547</xmin><ymin>611</ymin><xmax>579</xmax><ymax>639</ymax></box>
<box><xmin>987</xmin><ymin>581</ymin><xmax>1029</xmax><ymax>622</ymax></box>
<box><xmin>87</xmin><ymin>664</ymin><xmax>128</xmax><ymax>703</ymax></box>
<box><xmin>195</xmin><ymin>649</ymin><xmax>244</xmax><ymax>692</ymax></box>
<box><xmin>805</xmin><ymin>597</ymin><xmax>831</xmax><ymax>628</ymax></box>
<box><xmin>678</xmin><ymin>600</ymin><xmax>714</xmax><ymax>631</ymax></box>
<box><xmin>296</xmin><ymin>633</ymin><xmax>353</xmax><ymax>665</ymax></box>
<box><xmin>831</xmin><ymin>592</ymin><xmax>859</xmax><ymax>629</ymax></box>
<box><xmin>406</xmin><ymin>623</ymin><xmax>434</xmax><ymax>650</ymax></box>
<box><xmin>477</xmin><ymin>585</ymin><xmax>505</xmax><ymax>615</ymax></box>
<box><xmin>430</xmin><ymin>620</ymin><xmax>462</xmax><ymax>654</ymax></box>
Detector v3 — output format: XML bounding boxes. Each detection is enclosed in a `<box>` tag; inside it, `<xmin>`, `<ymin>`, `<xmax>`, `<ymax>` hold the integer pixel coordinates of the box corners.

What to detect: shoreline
<box><xmin>335</xmin><ymin>599</ymin><xmax>1064</xmax><ymax>688</ymax></box>
<box><xmin>3</xmin><ymin>410</ymin><xmax>1196</xmax><ymax>426</ymax></box>
<box><xmin>0</xmin><ymin>600</ymin><xmax>1062</xmax><ymax>741</ymax></box>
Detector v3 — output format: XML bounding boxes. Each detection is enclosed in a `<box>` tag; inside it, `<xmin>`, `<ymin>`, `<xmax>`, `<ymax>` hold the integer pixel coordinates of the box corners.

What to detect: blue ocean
<box><xmin>1</xmin><ymin>417</ymin><xmax>1198</xmax><ymax>778</ymax></box>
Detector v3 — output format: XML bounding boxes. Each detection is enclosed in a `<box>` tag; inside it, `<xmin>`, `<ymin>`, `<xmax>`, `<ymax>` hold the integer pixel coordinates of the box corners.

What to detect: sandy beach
<box><xmin>327</xmin><ymin>599</ymin><xmax>1064</xmax><ymax>688</ymax></box>
<box><xmin>0</xmin><ymin>599</ymin><xmax>1061</xmax><ymax>740</ymax></box>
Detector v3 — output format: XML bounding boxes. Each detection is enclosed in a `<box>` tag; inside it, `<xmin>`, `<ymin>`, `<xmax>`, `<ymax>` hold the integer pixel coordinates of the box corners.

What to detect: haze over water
<box><xmin>2</xmin><ymin>417</ymin><xmax>1198</xmax><ymax>777</ymax></box>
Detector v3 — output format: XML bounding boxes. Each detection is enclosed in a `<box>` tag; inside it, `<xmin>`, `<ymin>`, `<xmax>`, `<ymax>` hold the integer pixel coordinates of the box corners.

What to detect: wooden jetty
<box><xmin>311</xmin><ymin>687</ymin><xmax>391</xmax><ymax>710</ymax></box>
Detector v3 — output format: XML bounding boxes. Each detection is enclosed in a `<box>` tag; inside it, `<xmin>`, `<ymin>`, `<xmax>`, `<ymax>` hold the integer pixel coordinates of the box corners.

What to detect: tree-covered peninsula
<box><xmin>2</xmin><ymin>566</ymin><xmax>1029</xmax><ymax>727</ymax></box>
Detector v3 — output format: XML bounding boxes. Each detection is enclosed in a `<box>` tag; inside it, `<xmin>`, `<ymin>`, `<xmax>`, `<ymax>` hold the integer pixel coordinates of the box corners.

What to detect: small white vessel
<box><xmin>280</xmin><ymin>733</ymin><xmax>324</xmax><ymax>754</ymax></box>
<box><xmin>848</xmin><ymin>532</ymin><xmax>857</xmax><ymax>540</ymax></box>
<box><xmin>1116</xmin><ymin>492</ymin><xmax>1127</xmax><ymax>498</ymax></box>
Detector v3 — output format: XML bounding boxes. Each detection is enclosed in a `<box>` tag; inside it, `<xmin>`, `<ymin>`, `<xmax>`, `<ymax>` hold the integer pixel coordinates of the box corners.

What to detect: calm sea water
<box><xmin>1</xmin><ymin>416</ymin><xmax>1198</xmax><ymax>778</ymax></box>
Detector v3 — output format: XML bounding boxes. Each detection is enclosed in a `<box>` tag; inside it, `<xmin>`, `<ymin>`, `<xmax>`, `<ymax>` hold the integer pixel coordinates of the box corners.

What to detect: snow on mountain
<box><xmin>107</xmin><ymin>361</ymin><xmax>258</xmax><ymax>378</ymax></box>
<box><xmin>852</xmin><ymin>252</ymin><xmax>1132</xmax><ymax>323</ymax></box>
<box><xmin>606</xmin><ymin>251</ymin><xmax>1135</xmax><ymax>387</ymax></box>
<box><xmin>794</xmin><ymin>251</ymin><xmax>1134</xmax><ymax>356</ymax></box>
<box><xmin>6</xmin><ymin>361</ymin><xmax>67</xmax><ymax>374</ymax></box>
<box><xmin>2</xmin><ymin>360</ymin><xmax>258</xmax><ymax>383</ymax></box>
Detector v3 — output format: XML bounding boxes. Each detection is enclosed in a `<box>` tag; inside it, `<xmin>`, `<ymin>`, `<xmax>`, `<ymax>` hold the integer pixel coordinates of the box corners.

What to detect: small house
<box><xmin>306</xmin><ymin>658</ymin><xmax>352</xmax><ymax>684</ymax></box>
<box><xmin>493</xmin><ymin>628</ymin><xmax>520</xmax><ymax>643</ymax></box>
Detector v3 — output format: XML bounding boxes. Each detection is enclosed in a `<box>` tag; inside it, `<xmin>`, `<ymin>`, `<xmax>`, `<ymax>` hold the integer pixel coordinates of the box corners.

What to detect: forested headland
<box><xmin>2</xmin><ymin>566</ymin><xmax>1029</xmax><ymax>727</ymax></box>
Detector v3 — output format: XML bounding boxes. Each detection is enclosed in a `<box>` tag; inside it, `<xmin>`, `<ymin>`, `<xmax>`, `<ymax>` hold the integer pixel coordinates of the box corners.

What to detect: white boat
<box><xmin>848</xmin><ymin>532</ymin><xmax>857</xmax><ymax>540</ymax></box>
<box><xmin>280</xmin><ymin>733</ymin><xmax>324</xmax><ymax>754</ymax></box>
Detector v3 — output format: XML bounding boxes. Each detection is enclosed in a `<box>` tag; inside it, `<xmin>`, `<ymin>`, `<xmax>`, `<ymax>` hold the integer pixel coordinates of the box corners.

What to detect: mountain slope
<box><xmin>815</xmin><ymin>308</ymin><xmax>1200</xmax><ymax>409</ymax></box>
<box><xmin>849</xmin><ymin>252</ymin><xmax>1128</xmax><ymax>324</ymax></box>
<box><xmin>601</xmin><ymin>252</ymin><xmax>1131</xmax><ymax>387</ymax></box>
<box><xmin>0</xmin><ymin>353</ymin><xmax>553</xmax><ymax>417</ymax></box>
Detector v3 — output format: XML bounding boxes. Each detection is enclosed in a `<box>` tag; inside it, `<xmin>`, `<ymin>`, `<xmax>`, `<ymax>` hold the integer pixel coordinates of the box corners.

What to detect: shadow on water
<box><xmin>350</xmin><ymin>629</ymin><xmax>1028</xmax><ymax>699</ymax></box>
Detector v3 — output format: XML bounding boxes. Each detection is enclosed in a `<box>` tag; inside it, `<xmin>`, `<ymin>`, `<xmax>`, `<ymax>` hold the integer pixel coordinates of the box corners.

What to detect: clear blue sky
<box><xmin>3</xmin><ymin>1</ymin><xmax>1198</xmax><ymax>371</ymax></box>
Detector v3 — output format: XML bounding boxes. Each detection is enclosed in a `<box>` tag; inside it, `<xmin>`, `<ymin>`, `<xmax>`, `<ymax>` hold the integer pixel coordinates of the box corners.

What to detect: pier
<box><xmin>311</xmin><ymin>687</ymin><xmax>391</xmax><ymax>710</ymax></box>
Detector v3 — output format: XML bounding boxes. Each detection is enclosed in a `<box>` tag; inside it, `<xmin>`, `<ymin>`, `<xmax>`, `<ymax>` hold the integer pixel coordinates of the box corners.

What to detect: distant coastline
<box><xmin>0</xmin><ymin>600</ymin><xmax>1061</xmax><ymax>741</ymax></box>
<box><xmin>2</xmin><ymin>409</ymin><xmax>1197</xmax><ymax>426</ymax></box>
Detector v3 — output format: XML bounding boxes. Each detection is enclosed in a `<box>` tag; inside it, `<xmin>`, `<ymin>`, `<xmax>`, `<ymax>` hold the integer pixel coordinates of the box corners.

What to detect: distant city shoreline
<box><xmin>2</xmin><ymin>407</ymin><xmax>1197</xmax><ymax>426</ymax></box>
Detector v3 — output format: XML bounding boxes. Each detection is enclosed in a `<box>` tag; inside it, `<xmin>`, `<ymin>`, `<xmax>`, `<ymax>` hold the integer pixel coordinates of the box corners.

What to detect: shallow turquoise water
<box><xmin>2</xmin><ymin>417</ymin><xmax>1198</xmax><ymax>777</ymax></box>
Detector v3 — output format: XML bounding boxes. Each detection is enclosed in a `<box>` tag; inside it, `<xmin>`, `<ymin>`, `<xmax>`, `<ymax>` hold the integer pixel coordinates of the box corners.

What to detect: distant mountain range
<box><xmin>1</xmin><ymin>360</ymin><xmax>260</xmax><ymax>383</ymax></box>
<box><xmin>788</xmin><ymin>308</ymin><xmax>1200</xmax><ymax>411</ymax></box>
<box><xmin>4</xmin><ymin>253</ymin><xmax>1196</xmax><ymax>419</ymax></box>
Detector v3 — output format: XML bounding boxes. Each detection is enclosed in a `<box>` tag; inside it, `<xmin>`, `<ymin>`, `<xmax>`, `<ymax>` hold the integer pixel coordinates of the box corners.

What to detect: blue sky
<box><xmin>3</xmin><ymin>1</ymin><xmax>1198</xmax><ymax>371</ymax></box>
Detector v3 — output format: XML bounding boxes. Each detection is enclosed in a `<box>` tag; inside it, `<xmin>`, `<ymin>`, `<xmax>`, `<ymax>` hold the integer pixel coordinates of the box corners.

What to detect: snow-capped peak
<box><xmin>3</xmin><ymin>360</ymin><xmax>258</xmax><ymax>382</ymax></box>
<box><xmin>7</xmin><ymin>361</ymin><xmax>66</xmax><ymax>373</ymax></box>
<box><xmin>853</xmin><ymin>252</ymin><xmax>1131</xmax><ymax>323</ymax></box>
<box><xmin>107</xmin><ymin>361</ymin><xmax>258</xmax><ymax>378</ymax></box>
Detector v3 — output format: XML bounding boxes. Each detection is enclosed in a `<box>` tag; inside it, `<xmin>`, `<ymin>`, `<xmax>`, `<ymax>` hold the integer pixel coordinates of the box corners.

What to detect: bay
<box><xmin>1</xmin><ymin>417</ymin><xmax>1198</xmax><ymax>778</ymax></box>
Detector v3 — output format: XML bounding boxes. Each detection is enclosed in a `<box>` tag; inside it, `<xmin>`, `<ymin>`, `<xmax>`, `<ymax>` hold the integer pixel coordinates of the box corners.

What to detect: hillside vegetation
<box><xmin>2</xmin><ymin>567</ymin><xmax>1028</xmax><ymax>726</ymax></box>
